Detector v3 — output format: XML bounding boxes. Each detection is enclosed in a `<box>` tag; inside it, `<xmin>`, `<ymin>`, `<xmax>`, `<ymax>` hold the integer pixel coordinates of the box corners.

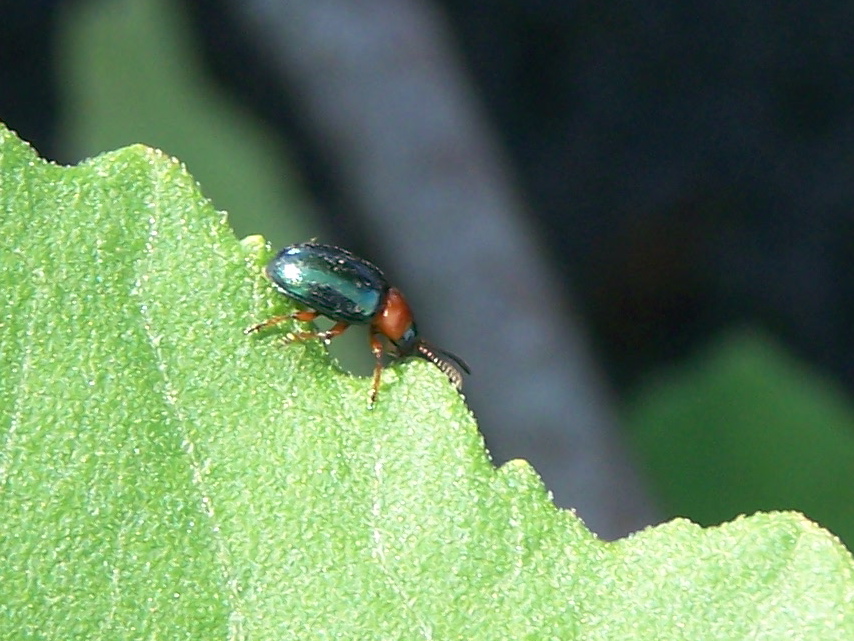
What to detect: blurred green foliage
<box><xmin>626</xmin><ymin>329</ymin><xmax>854</xmax><ymax>547</ymax></box>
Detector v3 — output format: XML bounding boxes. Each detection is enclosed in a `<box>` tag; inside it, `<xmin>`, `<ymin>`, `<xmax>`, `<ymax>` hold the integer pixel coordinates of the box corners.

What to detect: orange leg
<box><xmin>246</xmin><ymin>309</ymin><xmax>350</xmax><ymax>344</ymax></box>
<box><xmin>369</xmin><ymin>333</ymin><xmax>385</xmax><ymax>407</ymax></box>
<box><xmin>291</xmin><ymin>320</ymin><xmax>350</xmax><ymax>344</ymax></box>
<box><xmin>257</xmin><ymin>310</ymin><xmax>350</xmax><ymax>345</ymax></box>
<box><xmin>244</xmin><ymin>309</ymin><xmax>321</xmax><ymax>335</ymax></box>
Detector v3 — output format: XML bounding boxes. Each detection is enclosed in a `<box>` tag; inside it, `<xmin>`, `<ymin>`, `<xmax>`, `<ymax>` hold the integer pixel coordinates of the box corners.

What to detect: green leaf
<box><xmin>2</xmin><ymin>124</ymin><xmax>853</xmax><ymax>639</ymax></box>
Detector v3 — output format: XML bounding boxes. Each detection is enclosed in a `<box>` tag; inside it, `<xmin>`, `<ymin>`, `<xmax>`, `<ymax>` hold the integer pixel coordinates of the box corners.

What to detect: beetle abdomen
<box><xmin>265</xmin><ymin>243</ymin><xmax>388</xmax><ymax>323</ymax></box>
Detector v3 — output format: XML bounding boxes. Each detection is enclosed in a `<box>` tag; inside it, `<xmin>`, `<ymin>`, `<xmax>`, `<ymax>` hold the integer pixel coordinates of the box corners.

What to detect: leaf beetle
<box><xmin>246</xmin><ymin>242</ymin><xmax>469</xmax><ymax>405</ymax></box>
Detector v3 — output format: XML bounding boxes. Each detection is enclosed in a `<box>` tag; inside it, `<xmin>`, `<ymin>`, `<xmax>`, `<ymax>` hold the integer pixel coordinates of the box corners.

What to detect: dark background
<box><xmin>4</xmin><ymin>0</ymin><xmax>854</xmax><ymax>542</ymax></box>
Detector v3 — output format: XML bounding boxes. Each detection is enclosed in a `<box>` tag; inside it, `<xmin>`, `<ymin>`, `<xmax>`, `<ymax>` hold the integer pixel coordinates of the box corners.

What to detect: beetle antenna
<box><xmin>415</xmin><ymin>342</ymin><xmax>470</xmax><ymax>390</ymax></box>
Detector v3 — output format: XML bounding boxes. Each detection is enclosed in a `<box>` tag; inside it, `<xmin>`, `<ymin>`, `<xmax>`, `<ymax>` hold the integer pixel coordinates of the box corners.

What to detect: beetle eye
<box><xmin>415</xmin><ymin>342</ymin><xmax>470</xmax><ymax>390</ymax></box>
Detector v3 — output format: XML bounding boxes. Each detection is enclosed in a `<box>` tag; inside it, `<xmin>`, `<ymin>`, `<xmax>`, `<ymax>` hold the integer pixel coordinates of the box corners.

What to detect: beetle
<box><xmin>246</xmin><ymin>242</ymin><xmax>469</xmax><ymax>405</ymax></box>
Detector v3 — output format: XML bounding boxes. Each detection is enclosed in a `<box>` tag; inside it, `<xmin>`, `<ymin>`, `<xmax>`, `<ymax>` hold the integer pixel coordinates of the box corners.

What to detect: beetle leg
<box><xmin>307</xmin><ymin>320</ymin><xmax>350</xmax><ymax>345</ymax></box>
<box><xmin>290</xmin><ymin>310</ymin><xmax>320</xmax><ymax>323</ymax></box>
<box><xmin>244</xmin><ymin>314</ymin><xmax>293</xmax><ymax>335</ymax></box>
<box><xmin>369</xmin><ymin>332</ymin><xmax>384</xmax><ymax>407</ymax></box>
<box><xmin>288</xmin><ymin>320</ymin><xmax>349</xmax><ymax>344</ymax></box>
<box><xmin>245</xmin><ymin>309</ymin><xmax>320</xmax><ymax>335</ymax></box>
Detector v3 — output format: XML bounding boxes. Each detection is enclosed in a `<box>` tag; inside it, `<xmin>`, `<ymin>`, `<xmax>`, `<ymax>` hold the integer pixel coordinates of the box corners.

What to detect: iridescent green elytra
<box><xmin>266</xmin><ymin>243</ymin><xmax>387</xmax><ymax>323</ymax></box>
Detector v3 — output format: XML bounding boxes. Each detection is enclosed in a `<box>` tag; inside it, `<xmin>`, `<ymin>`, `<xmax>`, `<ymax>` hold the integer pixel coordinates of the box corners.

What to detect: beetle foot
<box><xmin>317</xmin><ymin>331</ymin><xmax>335</xmax><ymax>345</ymax></box>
